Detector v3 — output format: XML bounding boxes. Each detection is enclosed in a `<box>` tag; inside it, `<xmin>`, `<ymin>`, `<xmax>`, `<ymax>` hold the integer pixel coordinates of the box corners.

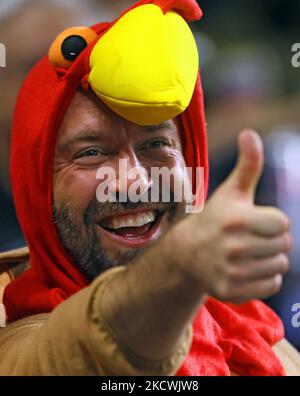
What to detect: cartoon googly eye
<box><xmin>49</xmin><ymin>27</ymin><xmax>98</xmax><ymax>69</ymax></box>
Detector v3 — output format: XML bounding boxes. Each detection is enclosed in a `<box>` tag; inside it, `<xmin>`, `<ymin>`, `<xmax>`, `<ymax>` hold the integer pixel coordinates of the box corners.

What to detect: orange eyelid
<box><xmin>49</xmin><ymin>26</ymin><xmax>98</xmax><ymax>70</ymax></box>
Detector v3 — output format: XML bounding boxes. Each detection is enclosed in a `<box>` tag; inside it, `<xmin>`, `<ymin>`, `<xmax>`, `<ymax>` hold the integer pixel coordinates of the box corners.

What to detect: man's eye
<box><xmin>74</xmin><ymin>148</ymin><xmax>109</xmax><ymax>164</ymax></box>
<box><xmin>78</xmin><ymin>149</ymin><xmax>100</xmax><ymax>158</ymax></box>
<box><xmin>146</xmin><ymin>140</ymin><xmax>169</xmax><ymax>149</ymax></box>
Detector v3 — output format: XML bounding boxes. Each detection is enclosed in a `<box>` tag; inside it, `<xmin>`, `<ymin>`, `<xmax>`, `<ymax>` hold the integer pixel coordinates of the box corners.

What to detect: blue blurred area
<box><xmin>0</xmin><ymin>184</ymin><xmax>25</xmax><ymax>250</ymax></box>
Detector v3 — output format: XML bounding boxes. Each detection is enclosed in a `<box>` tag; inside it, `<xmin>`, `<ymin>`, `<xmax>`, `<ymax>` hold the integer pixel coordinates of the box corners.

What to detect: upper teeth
<box><xmin>103</xmin><ymin>211</ymin><xmax>156</xmax><ymax>230</ymax></box>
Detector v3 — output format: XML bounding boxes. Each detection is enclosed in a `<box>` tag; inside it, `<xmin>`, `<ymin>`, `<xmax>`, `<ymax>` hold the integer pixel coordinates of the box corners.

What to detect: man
<box><xmin>1</xmin><ymin>0</ymin><xmax>300</xmax><ymax>375</ymax></box>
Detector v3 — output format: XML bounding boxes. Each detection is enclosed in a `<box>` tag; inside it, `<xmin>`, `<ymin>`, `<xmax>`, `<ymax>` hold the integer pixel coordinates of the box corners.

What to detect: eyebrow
<box><xmin>143</xmin><ymin>121</ymin><xmax>175</xmax><ymax>132</ymax></box>
<box><xmin>59</xmin><ymin>121</ymin><xmax>175</xmax><ymax>150</ymax></box>
<box><xmin>59</xmin><ymin>131</ymin><xmax>105</xmax><ymax>151</ymax></box>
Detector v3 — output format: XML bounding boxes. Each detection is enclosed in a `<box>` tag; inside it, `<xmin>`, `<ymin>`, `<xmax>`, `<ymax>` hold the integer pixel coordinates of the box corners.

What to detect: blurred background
<box><xmin>0</xmin><ymin>0</ymin><xmax>300</xmax><ymax>348</ymax></box>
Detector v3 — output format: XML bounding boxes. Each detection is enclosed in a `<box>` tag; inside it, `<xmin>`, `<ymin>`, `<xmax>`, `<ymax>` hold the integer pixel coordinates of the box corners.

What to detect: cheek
<box><xmin>171</xmin><ymin>158</ymin><xmax>187</xmax><ymax>188</ymax></box>
<box><xmin>142</xmin><ymin>152</ymin><xmax>189</xmax><ymax>199</ymax></box>
<box><xmin>53</xmin><ymin>166</ymin><xmax>100</xmax><ymax>212</ymax></box>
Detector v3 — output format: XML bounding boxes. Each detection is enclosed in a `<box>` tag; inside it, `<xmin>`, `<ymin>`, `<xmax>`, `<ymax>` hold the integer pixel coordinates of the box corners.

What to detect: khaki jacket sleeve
<box><xmin>272</xmin><ymin>338</ymin><xmax>300</xmax><ymax>376</ymax></box>
<box><xmin>0</xmin><ymin>266</ymin><xmax>193</xmax><ymax>376</ymax></box>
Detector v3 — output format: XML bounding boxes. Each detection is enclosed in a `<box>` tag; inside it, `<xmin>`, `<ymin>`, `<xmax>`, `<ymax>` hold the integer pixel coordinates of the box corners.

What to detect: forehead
<box><xmin>57</xmin><ymin>89</ymin><xmax>182</xmax><ymax>144</ymax></box>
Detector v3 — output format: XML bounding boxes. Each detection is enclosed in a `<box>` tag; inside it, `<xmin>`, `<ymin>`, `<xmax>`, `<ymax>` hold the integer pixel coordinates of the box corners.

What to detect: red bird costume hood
<box><xmin>4</xmin><ymin>0</ymin><xmax>285</xmax><ymax>376</ymax></box>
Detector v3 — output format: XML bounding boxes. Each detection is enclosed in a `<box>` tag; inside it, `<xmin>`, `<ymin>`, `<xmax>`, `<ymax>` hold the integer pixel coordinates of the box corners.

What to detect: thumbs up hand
<box><xmin>173</xmin><ymin>130</ymin><xmax>291</xmax><ymax>303</ymax></box>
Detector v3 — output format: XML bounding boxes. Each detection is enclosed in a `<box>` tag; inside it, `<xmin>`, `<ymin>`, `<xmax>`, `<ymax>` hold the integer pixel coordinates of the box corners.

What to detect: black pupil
<box><xmin>61</xmin><ymin>35</ymin><xmax>88</xmax><ymax>61</ymax></box>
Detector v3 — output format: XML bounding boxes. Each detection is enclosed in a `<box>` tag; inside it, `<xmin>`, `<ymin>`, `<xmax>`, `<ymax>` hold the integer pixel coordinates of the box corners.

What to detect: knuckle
<box><xmin>280</xmin><ymin>233</ymin><xmax>292</xmax><ymax>252</ymax></box>
<box><xmin>215</xmin><ymin>279</ymin><xmax>232</xmax><ymax>300</ymax></box>
<box><xmin>215</xmin><ymin>276</ymin><xmax>246</xmax><ymax>301</ymax></box>
<box><xmin>268</xmin><ymin>206</ymin><xmax>284</xmax><ymax>218</ymax></box>
<box><xmin>270</xmin><ymin>275</ymin><xmax>283</xmax><ymax>294</ymax></box>
<box><xmin>226</xmin><ymin>265</ymin><xmax>244</xmax><ymax>282</ymax></box>
<box><xmin>277</xmin><ymin>253</ymin><xmax>289</xmax><ymax>273</ymax></box>
<box><xmin>285</xmin><ymin>233</ymin><xmax>292</xmax><ymax>251</ymax></box>
<box><xmin>220</xmin><ymin>211</ymin><xmax>247</xmax><ymax>232</ymax></box>
<box><xmin>224</xmin><ymin>240</ymin><xmax>247</xmax><ymax>259</ymax></box>
<box><xmin>278</xmin><ymin>212</ymin><xmax>290</xmax><ymax>230</ymax></box>
<box><xmin>272</xmin><ymin>208</ymin><xmax>290</xmax><ymax>230</ymax></box>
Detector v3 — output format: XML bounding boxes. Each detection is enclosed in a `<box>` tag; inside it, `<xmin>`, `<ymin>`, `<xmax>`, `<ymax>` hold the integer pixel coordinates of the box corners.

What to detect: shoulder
<box><xmin>0</xmin><ymin>247</ymin><xmax>30</xmax><ymax>274</ymax></box>
<box><xmin>0</xmin><ymin>313</ymin><xmax>50</xmax><ymax>375</ymax></box>
<box><xmin>0</xmin><ymin>247</ymin><xmax>30</xmax><ymax>327</ymax></box>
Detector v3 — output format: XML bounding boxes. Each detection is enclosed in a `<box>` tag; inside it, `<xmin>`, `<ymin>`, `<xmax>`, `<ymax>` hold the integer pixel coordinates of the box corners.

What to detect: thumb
<box><xmin>222</xmin><ymin>129</ymin><xmax>264</xmax><ymax>202</ymax></box>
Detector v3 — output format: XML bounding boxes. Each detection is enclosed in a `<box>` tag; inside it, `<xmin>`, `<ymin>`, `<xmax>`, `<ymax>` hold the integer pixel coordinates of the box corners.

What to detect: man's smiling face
<box><xmin>53</xmin><ymin>89</ymin><xmax>189</xmax><ymax>281</ymax></box>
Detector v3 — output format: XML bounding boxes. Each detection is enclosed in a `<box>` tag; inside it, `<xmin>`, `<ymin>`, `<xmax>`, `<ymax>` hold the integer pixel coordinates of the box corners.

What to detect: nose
<box><xmin>111</xmin><ymin>148</ymin><xmax>152</xmax><ymax>201</ymax></box>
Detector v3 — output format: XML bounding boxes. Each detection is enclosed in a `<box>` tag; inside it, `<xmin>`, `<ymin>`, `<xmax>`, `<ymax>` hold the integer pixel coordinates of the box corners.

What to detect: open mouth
<box><xmin>97</xmin><ymin>210</ymin><xmax>165</xmax><ymax>248</ymax></box>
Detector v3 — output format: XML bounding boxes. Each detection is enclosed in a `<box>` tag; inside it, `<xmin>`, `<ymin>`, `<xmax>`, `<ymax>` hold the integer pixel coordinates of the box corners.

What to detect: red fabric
<box><xmin>3</xmin><ymin>0</ymin><xmax>285</xmax><ymax>376</ymax></box>
<box><xmin>176</xmin><ymin>299</ymin><xmax>285</xmax><ymax>376</ymax></box>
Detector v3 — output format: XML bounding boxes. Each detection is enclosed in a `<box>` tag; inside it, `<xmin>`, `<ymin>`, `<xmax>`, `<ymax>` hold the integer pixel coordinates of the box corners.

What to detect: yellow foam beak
<box><xmin>89</xmin><ymin>4</ymin><xmax>199</xmax><ymax>126</ymax></box>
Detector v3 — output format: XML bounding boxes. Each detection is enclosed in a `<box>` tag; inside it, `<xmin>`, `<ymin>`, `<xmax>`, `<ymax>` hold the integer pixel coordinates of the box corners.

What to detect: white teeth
<box><xmin>104</xmin><ymin>211</ymin><xmax>156</xmax><ymax>230</ymax></box>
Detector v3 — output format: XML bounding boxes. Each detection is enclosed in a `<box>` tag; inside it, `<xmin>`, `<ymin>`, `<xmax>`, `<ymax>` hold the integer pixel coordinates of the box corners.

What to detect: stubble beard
<box><xmin>53</xmin><ymin>198</ymin><xmax>180</xmax><ymax>282</ymax></box>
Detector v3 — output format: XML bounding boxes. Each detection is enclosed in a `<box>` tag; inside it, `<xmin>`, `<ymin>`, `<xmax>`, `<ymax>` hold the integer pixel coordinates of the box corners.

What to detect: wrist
<box><xmin>161</xmin><ymin>230</ymin><xmax>207</xmax><ymax>315</ymax></box>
